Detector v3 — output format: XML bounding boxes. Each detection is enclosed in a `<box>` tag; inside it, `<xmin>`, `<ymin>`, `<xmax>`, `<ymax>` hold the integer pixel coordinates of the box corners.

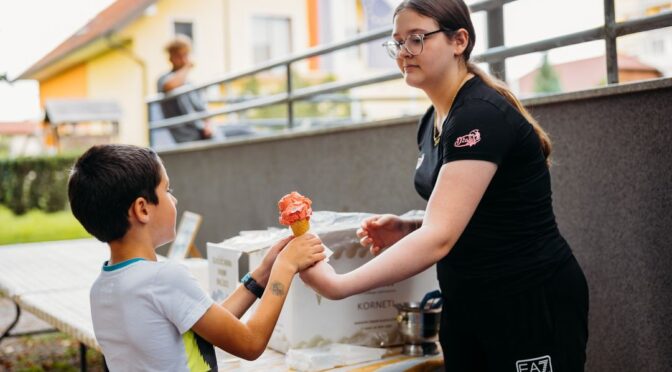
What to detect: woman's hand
<box><xmin>356</xmin><ymin>214</ymin><xmax>415</xmax><ymax>255</ymax></box>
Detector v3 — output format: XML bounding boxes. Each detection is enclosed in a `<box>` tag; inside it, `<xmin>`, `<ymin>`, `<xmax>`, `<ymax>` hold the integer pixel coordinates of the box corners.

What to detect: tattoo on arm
<box><xmin>271</xmin><ymin>281</ymin><xmax>285</xmax><ymax>296</ymax></box>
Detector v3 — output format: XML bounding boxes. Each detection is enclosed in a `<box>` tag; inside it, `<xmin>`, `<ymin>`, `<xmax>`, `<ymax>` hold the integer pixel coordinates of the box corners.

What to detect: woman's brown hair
<box><xmin>394</xmin><ymin>0</ymin><xmax>552</xmax><ymax>165</ymax></box>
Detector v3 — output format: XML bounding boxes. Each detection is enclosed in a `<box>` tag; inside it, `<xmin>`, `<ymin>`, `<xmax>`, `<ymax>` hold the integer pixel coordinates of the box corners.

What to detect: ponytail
<box><xmin>467</xmin><ymin>62</ymin><xmax>552</xmax><ymax>166</ymax></box>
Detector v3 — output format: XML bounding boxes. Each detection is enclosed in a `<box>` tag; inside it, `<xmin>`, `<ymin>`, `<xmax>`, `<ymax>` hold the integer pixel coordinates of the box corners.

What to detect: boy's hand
<box><xmin>278</xmin><ymin>233</ymin><xmax>325</xmax><ymax>273</ymax></box>
<box><xmin>254</xmin><ymin>235</ymin><xmax>292</xmax><ymax>286</ymax></box>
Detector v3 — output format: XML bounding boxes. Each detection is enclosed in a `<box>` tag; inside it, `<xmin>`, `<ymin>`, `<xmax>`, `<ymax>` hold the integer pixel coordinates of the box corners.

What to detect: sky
<box><xmin>0</xmin><ymin>0</ymin><xmax>115</xmax><ymax>121</ymax></box>
<box><xmin>0</xmin><ymin>0</ymin><xmax>606</xmax><ymax>122</ymax></box>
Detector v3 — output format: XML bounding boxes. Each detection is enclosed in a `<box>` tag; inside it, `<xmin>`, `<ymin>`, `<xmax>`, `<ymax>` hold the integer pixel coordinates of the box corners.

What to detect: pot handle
<box><xmin>420</xmin><ymin>289</ymin><xmax>443</xmax><ymax>310</ymax></box>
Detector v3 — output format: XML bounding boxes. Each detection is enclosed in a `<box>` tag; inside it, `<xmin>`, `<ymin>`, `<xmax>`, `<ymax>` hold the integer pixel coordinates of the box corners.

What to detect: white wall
<box><xmin>87</xmin><ymin>50</ymin><xmax>146</xmax><ymax>145</ymax></box>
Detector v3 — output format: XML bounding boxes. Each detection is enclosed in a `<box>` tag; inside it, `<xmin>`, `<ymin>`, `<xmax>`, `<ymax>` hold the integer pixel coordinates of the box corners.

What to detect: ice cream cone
<box><xmin>290</xmin><ymin>218</ymin><xmax>310</xmax><ymax>236</ymax></box>
<box><xmin>278</xmin><ymin>192</ymin><xmax>312</xmax><ymax>232</ymax></box>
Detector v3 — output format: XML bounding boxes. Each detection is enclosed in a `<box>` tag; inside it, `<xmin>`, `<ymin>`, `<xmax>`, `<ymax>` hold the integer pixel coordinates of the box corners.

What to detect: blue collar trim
<box><xmin>103</xmin><ymin>258</ymin><xmax>146</xmax><ymax>272</ymax></box>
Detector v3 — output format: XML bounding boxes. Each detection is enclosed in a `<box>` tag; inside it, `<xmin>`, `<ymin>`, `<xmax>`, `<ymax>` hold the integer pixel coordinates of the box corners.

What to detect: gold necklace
<box><xmin>433</xmin><ymin>73</ymin><xmax>472</xmax><ymax>147</ymax></box>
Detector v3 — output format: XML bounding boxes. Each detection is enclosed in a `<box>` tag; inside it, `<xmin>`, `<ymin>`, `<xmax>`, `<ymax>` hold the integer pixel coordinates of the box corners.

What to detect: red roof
<box><xmin>16</xmin><ymin>0</ymin><xmax>156</xmax><ymax>80</ymax></box>
<box><xmin>616</xmin><ymin>54</ymin><xmax>660</xmax><ymax>70</ymax></box>
<box><xmin>0</xmin><ymin>121</ymin><xmax>40</xmax><ymax>136</ymax></box>
<box><xmin>518</xmin><ymin>54</ymin><xmax>662</xmax><ymax>95</ymax></box>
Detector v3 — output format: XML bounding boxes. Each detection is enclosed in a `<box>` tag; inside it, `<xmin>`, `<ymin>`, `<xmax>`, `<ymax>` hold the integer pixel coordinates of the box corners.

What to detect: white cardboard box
<box><xmin>207</xmin><ymin>211</ymin><xmax>439</xmax><ymax>353</ymax></box>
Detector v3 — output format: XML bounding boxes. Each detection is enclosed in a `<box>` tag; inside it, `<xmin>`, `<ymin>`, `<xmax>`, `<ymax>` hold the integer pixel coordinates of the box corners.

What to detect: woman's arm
<box><xmin>301</xmin><ymin>160</ymin><xmax>497</xmax><ymax>299</ymax></box>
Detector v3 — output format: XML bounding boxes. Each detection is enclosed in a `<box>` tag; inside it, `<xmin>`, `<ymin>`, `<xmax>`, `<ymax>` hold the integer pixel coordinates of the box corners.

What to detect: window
<box><xmin>252</xmin><ymin>16</ymin><xmax>292</xmax><ymax>64</ymax></box>
<box><xmin>174</xmin><ymin>21</ymin><xmax>193</xmax><ymax>42</ymax></box>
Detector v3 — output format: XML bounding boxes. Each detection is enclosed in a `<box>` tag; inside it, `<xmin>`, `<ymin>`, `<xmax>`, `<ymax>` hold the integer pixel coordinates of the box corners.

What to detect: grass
<box><xmin>0</xmin><ymin>205</ymin><xmax>90</xmax><ymax>246</ymax></box>
<box><xmin>0</xmin><ymin>332</ymin><xmax>104</xmax><ymax>371</ymax></box>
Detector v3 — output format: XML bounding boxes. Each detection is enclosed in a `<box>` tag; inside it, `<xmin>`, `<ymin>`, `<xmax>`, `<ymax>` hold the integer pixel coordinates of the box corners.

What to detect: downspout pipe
<box><xmin>105</xmin><ymin>34</ymin><xmax>150</xmax><ymax>143</ymax></box>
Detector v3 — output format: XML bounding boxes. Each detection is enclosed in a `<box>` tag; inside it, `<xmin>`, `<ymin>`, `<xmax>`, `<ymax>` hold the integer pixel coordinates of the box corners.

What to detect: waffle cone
<box><xmin>290</xmin><ymin>219</ymin><xmax>310</xmax><ymax>236</ymax></box>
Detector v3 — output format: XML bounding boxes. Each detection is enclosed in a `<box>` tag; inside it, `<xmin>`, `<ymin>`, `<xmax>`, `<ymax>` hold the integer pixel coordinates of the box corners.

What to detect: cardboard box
<box><xmin>207</xmin><ymin>211</ymin><xmax>439</xmax><ymax>353</ymax></box>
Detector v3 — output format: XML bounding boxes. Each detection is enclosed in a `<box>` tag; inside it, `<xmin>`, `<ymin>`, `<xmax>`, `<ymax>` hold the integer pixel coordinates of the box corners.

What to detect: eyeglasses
<box><xmin>382</xmin><ymin>29</ymin><xmax>444</xmax><ymax>59</ymax></box>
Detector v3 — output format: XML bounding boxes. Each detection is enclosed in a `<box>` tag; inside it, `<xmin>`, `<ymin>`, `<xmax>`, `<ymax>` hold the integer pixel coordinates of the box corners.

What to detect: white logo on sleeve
<box><xmin>454</xmin><ymin>129</ymin><xmax>481</xmax><ymax>147</ymax></box>
<box><xmin>516</xmin><ymin>355</ymin><xmax>552</xmax><ymax>372</ymax></box>
<box><xmin>416</xmin><ymin>153</ymin><xmax>424</xmax><ymax>169</ymax></box>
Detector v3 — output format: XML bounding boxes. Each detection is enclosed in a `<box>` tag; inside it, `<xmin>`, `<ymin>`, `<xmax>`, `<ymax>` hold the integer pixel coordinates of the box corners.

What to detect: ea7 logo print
<box><xmin>516</xmin><ymin>355</ymin><xmax>552</xmax><ymax>372</ymax></box>
<box><xmin>454</xmin><ymin>129</ymin><xmax>481</xmax><ymax>147</ymax></box>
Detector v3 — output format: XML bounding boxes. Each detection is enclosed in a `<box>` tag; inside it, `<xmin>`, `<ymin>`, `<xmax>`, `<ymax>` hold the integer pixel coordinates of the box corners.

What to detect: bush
<box><xmin>0</xmin><ymin>155</ymin><xmax>77</xmax><ymax>215</ymax></box>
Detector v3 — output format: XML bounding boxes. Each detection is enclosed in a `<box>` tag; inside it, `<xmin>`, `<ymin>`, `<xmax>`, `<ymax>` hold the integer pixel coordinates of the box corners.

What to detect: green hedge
<box><xmin>0</xmin><ymin>155</ymin><xmax>77</xmax><ymax>215</ymax></box>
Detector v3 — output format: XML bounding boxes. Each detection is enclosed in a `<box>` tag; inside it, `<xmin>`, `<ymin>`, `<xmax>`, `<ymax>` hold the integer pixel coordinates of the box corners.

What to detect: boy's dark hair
<box><xmin>68</xmin><ymin>145</ymin><xmax>163</xmax><ymax>242</ymax></box>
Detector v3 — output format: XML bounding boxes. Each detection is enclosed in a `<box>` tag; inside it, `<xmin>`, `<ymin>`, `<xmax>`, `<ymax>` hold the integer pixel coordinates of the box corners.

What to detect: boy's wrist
<box><xmin>275</xmin><ymin>257</ymin><xmax>298</xmax><ymax>275</ymax></box>
<box><xmin>252</xmin><ymin>266</ymin><xmax>271</xmax><ymax>287</ymax></box>
<box><xmin>242</xmin><ymin>272</ymin><xmax>265</xmax><ymax>298</ymax></box>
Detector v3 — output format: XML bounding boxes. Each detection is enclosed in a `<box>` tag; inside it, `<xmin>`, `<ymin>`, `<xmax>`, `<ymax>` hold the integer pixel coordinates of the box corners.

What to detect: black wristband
<box><xmin>241</xmin><ymin>272</ymin><xmax>265</xmax><ymax>298</ymax></box>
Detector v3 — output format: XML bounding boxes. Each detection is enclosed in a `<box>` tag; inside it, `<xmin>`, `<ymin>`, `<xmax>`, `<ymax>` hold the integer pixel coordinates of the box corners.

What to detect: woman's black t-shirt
<box><xmin>414</xmin><ymin>75</ymin><xmax>572</xmax><ymax>300</ymax></box>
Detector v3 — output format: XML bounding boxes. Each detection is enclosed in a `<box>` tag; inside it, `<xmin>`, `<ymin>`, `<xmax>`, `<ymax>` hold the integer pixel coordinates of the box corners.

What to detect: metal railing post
<box><xmin>604</xmin><ymin>0</ymin><xmax>619</xmax><ymax>84</ymax></box>
<box><xmin>487</xmin><ymin>0</ymin><xmax>506</xmax><ymax>81</ymax></box>
<box><xmin>287</xmin><ymin>63</ymin><xmax>294</xmax><ymax>129</ymax></box>
<box><xmin>147</xmin><ymin>103</ymin><xmax>153</xmax><ymax>147</ymax></box>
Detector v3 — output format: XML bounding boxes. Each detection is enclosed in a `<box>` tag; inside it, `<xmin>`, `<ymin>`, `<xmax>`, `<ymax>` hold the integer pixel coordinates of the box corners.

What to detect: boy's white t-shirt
<box><xmin>90</xmin><ymin>259</ymin><xmax>216</xmax><ymax>371</ymax></box>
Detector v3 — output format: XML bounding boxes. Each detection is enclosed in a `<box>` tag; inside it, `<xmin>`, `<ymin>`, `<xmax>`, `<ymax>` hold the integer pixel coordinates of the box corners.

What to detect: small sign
<box><xmin>167</xmin><ymin>211</ymin><xmax>203</xmax><ymax>260</ymax></box>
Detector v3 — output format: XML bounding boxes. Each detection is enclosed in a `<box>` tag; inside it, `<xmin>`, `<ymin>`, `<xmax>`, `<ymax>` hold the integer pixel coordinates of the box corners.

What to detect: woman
<box><xmin>300</xmin><ymin>0</ymin><xmax>588</xmax><ymax>370</ymax></box>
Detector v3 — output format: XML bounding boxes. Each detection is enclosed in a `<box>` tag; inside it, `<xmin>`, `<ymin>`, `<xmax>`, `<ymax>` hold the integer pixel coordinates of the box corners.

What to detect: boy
<box><xmin>68</xmin><ymin>144</ymin><xmax>324</xmax><ymax>371</ymax></box>
<box><xmin>157</xmin><ymin>35</ymin><xmax>212</xmax><ymax>143</ymax></box>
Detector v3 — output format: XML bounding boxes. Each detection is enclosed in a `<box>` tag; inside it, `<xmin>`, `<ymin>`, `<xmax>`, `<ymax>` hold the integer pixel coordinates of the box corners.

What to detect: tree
<box><xmin>534</xmin><ymin>54</ymin><xmax>562</xmax><ymax>93</ymax></box>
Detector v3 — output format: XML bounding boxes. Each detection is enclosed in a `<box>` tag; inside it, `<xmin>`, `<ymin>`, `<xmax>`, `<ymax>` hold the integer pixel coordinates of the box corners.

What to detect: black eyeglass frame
<box><xmin>382</xmin><ymin>29</ymin><xmax>449</xmax><ymax>59</ymax></box>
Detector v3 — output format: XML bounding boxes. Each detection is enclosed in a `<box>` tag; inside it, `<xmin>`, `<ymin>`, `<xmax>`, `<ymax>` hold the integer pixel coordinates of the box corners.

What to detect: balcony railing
<box><xmin>146</xmin><ymin>0</ymin><xmax>672</xmax><ymax>146</ymax></box>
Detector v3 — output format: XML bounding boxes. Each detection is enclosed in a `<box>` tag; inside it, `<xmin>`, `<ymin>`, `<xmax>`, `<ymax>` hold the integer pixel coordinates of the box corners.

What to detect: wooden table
<box><xmin>0</xmin><ymin>239</ymin><xmax>108</xmax><ymax>370</ymax></box>
<box><xmin>0</xmin><ymin>239</ymin><xmax>207</xmax><ymax>371</ymax></box>
<box><xmin>217</xmin><ymin>347</ymin><xmax>444</xmax><ymax>372</ymax></box>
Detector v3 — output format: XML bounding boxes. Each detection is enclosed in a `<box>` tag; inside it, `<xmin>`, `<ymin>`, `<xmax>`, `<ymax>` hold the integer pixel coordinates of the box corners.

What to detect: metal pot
<box><xmin>395</xmin><ymin>302</ymin><xmax>441</xmax><ymax>356</ymax></box>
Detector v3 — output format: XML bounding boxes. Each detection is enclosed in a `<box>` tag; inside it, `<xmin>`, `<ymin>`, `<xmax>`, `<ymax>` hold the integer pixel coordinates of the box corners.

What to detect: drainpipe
<box><xmin>105</xmin><ymin>34</ymin><xmax>150</xmax><ymax>143</ymax></box>
<box><xmin>223</xmin><ymin>0</ymin><xmax>232</xmax><ymax>73</ymax></box>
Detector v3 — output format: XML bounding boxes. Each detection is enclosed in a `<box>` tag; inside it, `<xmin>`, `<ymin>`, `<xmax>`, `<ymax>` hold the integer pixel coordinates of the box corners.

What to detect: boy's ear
<box><xmin>129</xmin><ymin>197</ymin><xmax>151</xmax><ymax>224</ymax></box>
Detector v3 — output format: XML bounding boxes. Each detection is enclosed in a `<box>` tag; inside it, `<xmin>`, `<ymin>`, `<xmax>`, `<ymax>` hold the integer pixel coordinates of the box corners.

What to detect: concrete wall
<box><xmin>159</xmin><ymin>78</ymin><xmax>672</xmax><ymax>371</ymax></box>
<box><xmin>525</xmin><ymin>78</ymin><xmax>672</xmax><ymax>372</ymax></box>
<box><xmin>159</xmin><ymin>119</ymin><xmax>427</xmax><ymax>244</ymax></box>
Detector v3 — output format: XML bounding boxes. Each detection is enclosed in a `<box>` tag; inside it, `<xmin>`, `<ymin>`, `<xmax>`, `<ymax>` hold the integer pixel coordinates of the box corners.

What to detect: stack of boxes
<box><xmin>207</xmin><ymin>211</ymin><xmax>438</xmax><ymax>353</ymax></box>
